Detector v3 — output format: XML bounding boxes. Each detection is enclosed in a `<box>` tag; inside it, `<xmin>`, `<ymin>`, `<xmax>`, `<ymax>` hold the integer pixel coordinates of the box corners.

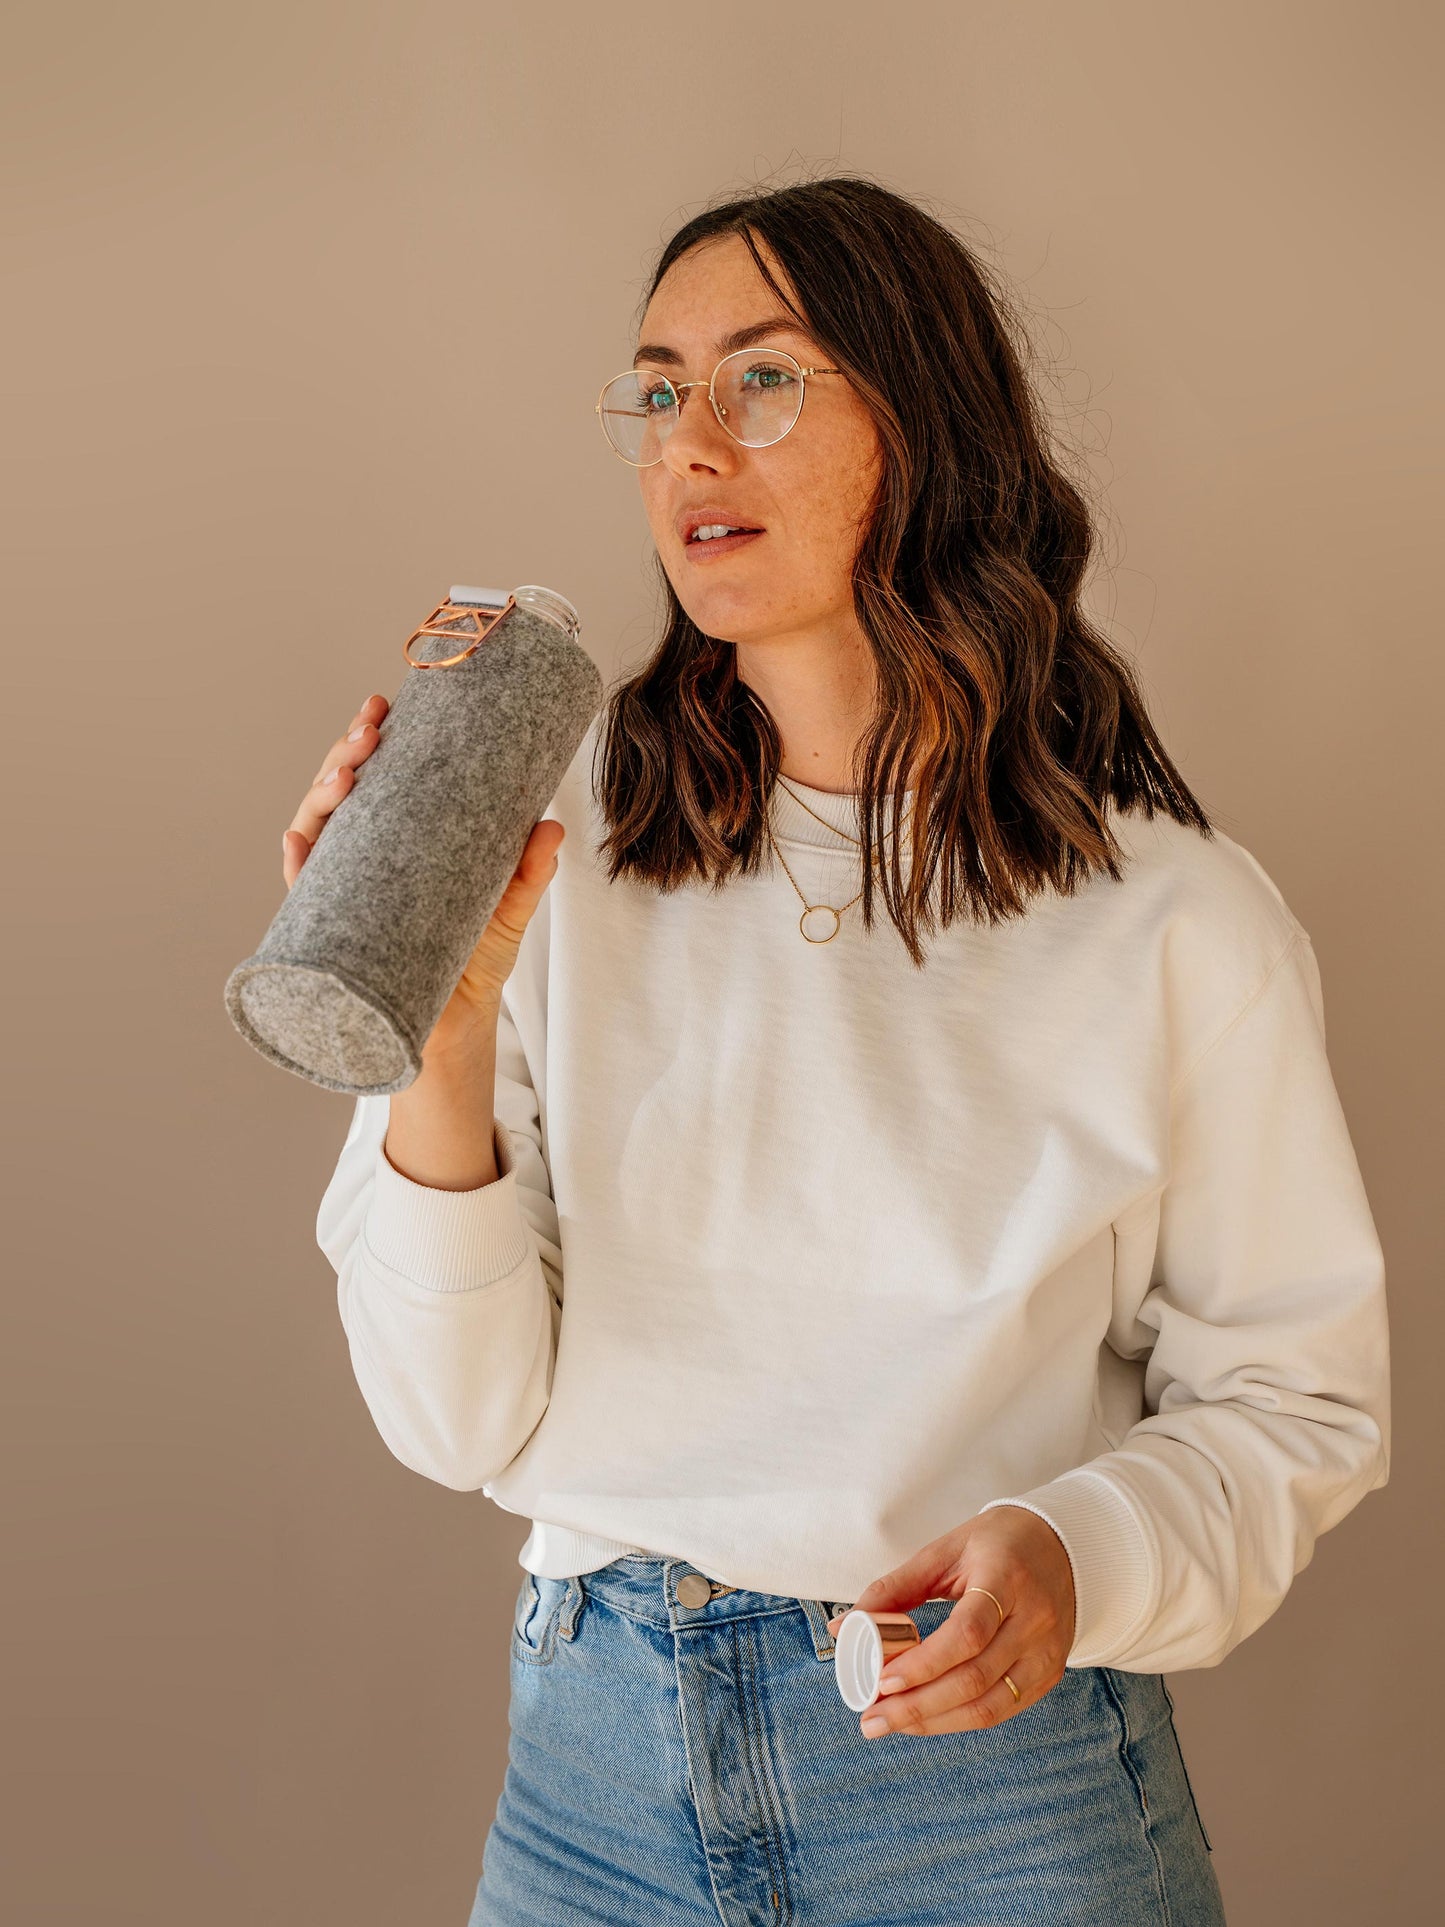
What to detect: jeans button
<box><xmin>677</xmin><ymin>1573</ymin><xmax>712</xmax><ymax>1608</ymax></box>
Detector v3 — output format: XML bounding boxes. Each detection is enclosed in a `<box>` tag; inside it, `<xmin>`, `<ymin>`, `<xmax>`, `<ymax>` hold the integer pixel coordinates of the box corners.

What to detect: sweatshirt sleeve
<box><xmin>314</xmin><ymin>976</ymin><xmax>563</xmax><ymax>1493</ymax></box>
<box><xmin>980</xmin><ymin>931</ymin><xmax>1392</xmax><ymax>1673</ymax></box>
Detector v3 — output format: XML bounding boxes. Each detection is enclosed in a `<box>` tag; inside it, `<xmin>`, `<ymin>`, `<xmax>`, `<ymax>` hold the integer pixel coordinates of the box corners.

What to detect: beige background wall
<box><xmin>5</xmin><ymin>2</ymin><xmax>1438</xmax><ymax>1920</ymax></box>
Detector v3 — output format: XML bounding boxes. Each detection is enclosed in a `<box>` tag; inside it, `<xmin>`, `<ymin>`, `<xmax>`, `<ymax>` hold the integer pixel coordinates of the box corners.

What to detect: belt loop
<box><xmin>799</xmin><ymin>1596</ymin><xmax>853</xmax><ymax>1661</ymax></box>
<box><xmin>558</xmin><ymin>1574</ymin><xmax>586</xmax><ymax>1640</ymax></box>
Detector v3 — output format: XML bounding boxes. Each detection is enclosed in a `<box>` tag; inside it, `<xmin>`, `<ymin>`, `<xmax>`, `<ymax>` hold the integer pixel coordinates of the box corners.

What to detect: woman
<box><xmin>301</xmin><ymin>178</ymin><xmax>1391</xmax><ymax>1924</ymax></box>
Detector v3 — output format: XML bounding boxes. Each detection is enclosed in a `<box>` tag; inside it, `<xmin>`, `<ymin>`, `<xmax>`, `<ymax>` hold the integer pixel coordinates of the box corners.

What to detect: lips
<box><xmin>676</xmin><ymin>508</ymin><xmax>766</xmax><ymax>544</ymax></box>
<box><xmin>682</xmin><ymin>528</ymin><xmax>765</xmax><ymax>561</ymax></box>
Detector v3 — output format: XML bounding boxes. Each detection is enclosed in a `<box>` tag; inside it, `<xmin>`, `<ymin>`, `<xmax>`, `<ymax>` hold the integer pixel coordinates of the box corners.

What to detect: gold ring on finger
<box><xmin>964</xmin><ymin>1585</ymin><xmax>1006</xmax><ymax>1630</ymax></box>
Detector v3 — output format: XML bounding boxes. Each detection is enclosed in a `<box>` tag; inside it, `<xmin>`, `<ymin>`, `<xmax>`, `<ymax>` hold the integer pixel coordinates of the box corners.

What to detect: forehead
<box><xmin>637</xmin><ymin>233</ymin><xmax>807</xmax><ymax>347</ymax></box>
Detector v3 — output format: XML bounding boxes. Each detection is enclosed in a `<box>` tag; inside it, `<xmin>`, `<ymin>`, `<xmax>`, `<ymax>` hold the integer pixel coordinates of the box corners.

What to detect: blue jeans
<box><xmin>469</xmin><ymin>1554</ymin><xmax>1225</xmax><ymax>1926</ymax></box>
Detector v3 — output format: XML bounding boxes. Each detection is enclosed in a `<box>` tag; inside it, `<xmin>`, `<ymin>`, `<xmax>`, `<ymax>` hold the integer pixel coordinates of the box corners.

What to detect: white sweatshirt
<box><xmin>316</xmin><ymin>717</ymin><xmax>1391</xmax><ymax>1673</ymax></box>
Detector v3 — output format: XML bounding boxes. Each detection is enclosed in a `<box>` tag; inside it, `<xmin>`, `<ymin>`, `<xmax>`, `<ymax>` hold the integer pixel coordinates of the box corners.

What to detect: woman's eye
<box><xmin>637</xmin><ymin>382</ymin><xmax>673</xmax><ymax>412</ymax></box>
<box><xmin>740</xmin><ymin>361</ymin><xmax>795</xmax><ymax>390</ymax></box>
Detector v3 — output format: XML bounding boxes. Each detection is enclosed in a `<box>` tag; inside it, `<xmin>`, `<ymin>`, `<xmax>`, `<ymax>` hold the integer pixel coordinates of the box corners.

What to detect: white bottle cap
<box><xmin>835</xmin><ymin>1610</ymin><xmax>886</xmax><ymax>1710</ymax></box>
<box><xmin>833</xmin><ymin>1607</ymin><xmax>923</xmax><ymax>1711</ymax></box>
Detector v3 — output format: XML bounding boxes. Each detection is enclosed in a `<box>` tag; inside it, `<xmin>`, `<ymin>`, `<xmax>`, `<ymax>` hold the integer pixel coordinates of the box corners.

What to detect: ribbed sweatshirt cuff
<box><xmin>363</xmin><ymin>1116</ymin><xmax>534</xmax><ymax>1293</ymax></box>
<box><xmin>979</xmin><ymin>1468</ymin><xmax>1156</xmax><ymax>1666</ymax></box>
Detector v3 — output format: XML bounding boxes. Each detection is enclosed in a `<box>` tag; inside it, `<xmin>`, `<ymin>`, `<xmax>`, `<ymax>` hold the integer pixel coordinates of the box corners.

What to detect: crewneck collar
<box><xmin>767</xmin><ymin>774</ymin><xmax>916</xmax><ymax>851</ymax></box>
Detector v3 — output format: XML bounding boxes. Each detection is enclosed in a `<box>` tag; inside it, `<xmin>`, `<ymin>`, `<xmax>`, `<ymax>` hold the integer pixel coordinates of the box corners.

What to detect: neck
<box><xmin>735</xmin><ymin>614</ymin><xmax>878</xmax><ymax>795</ymax></box>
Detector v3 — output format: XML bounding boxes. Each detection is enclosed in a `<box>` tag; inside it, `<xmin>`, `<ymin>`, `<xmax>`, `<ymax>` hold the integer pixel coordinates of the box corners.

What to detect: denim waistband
<box><xmin>570</xmin><ymin>1553</ymin><xmax>860</xmax><ymax>1660</ymax></box>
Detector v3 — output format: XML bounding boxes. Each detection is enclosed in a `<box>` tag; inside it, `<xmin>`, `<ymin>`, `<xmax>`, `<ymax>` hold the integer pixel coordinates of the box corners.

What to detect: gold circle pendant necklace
<box><xmin>764</xmin><ymin>777</ymin><xmax>916</xmax><ymax>944</ymax></box>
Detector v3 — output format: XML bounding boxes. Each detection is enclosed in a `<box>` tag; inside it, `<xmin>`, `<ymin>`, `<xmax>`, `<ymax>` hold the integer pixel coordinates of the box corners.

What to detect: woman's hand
<box><xmin>825</xmin><ymin>1505</ymin><xmax>1077</xmax><ymax>1736</ymax></box>
<box><xmin>280</xmin><ymin>691</ymin><xmax>565</xmax><ymax>1055</ymax></box>
<box><xmin>281</xmin><ymin>692</ymin><xmax>391</xmax><ymax>891</ymax></box>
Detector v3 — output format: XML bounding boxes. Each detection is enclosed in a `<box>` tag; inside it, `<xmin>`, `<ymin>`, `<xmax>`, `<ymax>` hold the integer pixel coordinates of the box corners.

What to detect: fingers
<box><xmin>282</xmin><ymin>693</ymin><xmax>389</xmax><ymax>888</ymax></box>
<box><xmin>858</xmin><ymin>1627</ymin><xmax>1039</xmax><ymax>1736</ymax></box>
<box><xmin>310</xmin><ymin>690</ymin><xmax>388</xmax><ymax>787</ymax></box>
<box><xmin>519</xmin><ymin>816</ymin><xmax>567</xmax><ymax>876</ymax></box>
<box><xmin>846</xmin><ymin>1537</ymin><xmax>955</xmax><ymax>1620</ymax></box>
<box><xmin>832</xmin><ymin>1515</ymin><xmax>1074</xmax><ymax>1737</ymax></box>
<box><xmin>827</xmin><ymin>1586</ymin><xmax>1005</xmax><ymax>1674</ymax></box>
<box><xmin>469</xmin><ymin>819</ymin><xmax>567</xmax><ymax>954</ymax></box>
<box><xmin>280</xmin><ymin>828</ymin><xmax>310</xmax><ymax>891</ymax></box>
<box><xmin>884</xmin><ymin>1586</ymin><xmax>1008</xmax><ymax>1692</ymax></box>
<box><xmin>830</xmin><ymin>1586</ymin><xmax>1051</xmax><ymax>1736</ymax></box>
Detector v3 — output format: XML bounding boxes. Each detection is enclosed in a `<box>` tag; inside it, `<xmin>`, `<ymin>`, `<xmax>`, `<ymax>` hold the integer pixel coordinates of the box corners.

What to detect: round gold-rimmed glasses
<box><xmin>594</xmin><ymin>347</ymin><xmax>842</xmax><ymax>466</ymax></box>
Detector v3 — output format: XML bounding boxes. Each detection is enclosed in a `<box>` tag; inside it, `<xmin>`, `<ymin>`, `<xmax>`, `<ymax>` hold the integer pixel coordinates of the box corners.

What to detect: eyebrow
<box><xmin>632</xmin><ymin>316</ymin><xmax>812</xmax><ymax>369</ymax></box>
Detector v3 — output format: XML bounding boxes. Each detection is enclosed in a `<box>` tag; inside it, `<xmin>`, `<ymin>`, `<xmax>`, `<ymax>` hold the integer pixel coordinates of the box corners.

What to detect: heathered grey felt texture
<box><xmin>224</xmin><ymin>597</ymin><xmax>603</xmax><ymax>1095</ymax></box>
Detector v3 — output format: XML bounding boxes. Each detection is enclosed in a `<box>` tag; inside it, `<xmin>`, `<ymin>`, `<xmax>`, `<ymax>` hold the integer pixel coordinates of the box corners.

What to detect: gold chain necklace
<box><xmin>765</xmin><ymin>776</ymin><xmax>916</xmax><ymax>944</ymax></box>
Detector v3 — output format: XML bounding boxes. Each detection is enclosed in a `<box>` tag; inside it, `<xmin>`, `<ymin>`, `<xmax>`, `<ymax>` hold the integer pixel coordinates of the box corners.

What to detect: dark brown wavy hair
<box><xmin>592</xmin><ymin>174</ymin><xmax>1214</xmax><ymax>968</ymax></box>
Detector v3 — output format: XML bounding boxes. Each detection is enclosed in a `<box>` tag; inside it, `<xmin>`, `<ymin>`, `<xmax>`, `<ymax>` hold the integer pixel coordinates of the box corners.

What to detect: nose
<box><xmin>658</xmin><ymin>378</ymin><xmax>743</xmax><ymax>480</ymax></box>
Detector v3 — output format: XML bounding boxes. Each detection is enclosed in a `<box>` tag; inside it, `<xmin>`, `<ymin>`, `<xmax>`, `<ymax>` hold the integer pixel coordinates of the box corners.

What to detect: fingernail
<box><xmin>877</xmin><ymin>1676</ymin><xmax>906</xmax><ymax>1694</ymax></box>
<box><xmin>860</xmin><ymin>1717</ymin><xmax>888</xmax><ymax>1736</ymax></box>
<box><xmin>323</xmin><ymin>767</ymin><xmax>340</xmax><ymax>783</ymax></box>
<box><xmin>347</xmin><ymin>726</ymin><xmax>367</xmax><ymax>740</ymax></box>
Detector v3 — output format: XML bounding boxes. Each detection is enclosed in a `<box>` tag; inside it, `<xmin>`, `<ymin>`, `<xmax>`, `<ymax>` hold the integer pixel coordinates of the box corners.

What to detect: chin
<box><xmin>671</xmin><ymin>573</ymin><xmax>805</xmax><ymax>642</ymax></box>
<box><xmin>678</xmin><ymin>601</ymin><xmax>779</xmax><ymax>647</ymax></box>
<box><xmin>664</xmin><ymin>579</ymin><xmax>756</xmax><ymax>641</ymax></box>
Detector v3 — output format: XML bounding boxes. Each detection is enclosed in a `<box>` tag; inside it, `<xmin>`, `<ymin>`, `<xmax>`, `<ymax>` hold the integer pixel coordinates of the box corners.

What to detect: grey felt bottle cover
<box><xmin>224</xmin><ymin>583</ymin><xmax>602</xmax><ymax>1096</ymax></box>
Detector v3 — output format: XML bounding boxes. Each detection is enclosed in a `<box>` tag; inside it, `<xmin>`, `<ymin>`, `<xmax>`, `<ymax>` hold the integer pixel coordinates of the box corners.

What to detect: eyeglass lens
<box><xmin>599</xmin><ymin>349</ymin><xmax>807</xmax><ymax>464</ymax></box>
